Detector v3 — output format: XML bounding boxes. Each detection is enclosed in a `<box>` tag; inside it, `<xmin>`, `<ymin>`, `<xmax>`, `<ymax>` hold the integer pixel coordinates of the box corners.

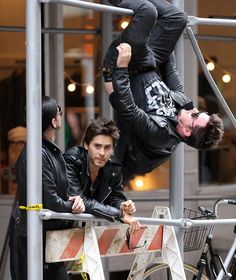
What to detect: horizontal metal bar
<box><xmin>40</xmin><ymin>0</ymin><xmax>134</xmax><ymax>15</ymax></box>
<box><xmin>39</xmin><ymin>209</ymin><xmax>236</xmax><ymax>228</ymax></box>
<box><xmin>132</xmin><ymin>195</ymin><xmax>234</xmax><ymax>202</ymax></box>
<box><xmin>186</xmin><ymin>218</ymin><xmax>236</xmax><ymax>227</ymax></box>
<box><xmin>40</xmin><ymin>1</ymin><xmax>236</xmax><ymax>27</ymax></box>
<box><xmin>1</xmin><ymin>27</ymin><xmax>235</xmax><ymax>42</ymax></box>
<box><xmin>186</xmin><ymin>34</ymin><xmax>236</xmax><ymax>42</ymax></box>
<box><xmin>44</xmin><ymin>27</ymin><xmax>100</xmax><ymax>34</ymax></box>
<box><xmin>40</xmin><ymin>209</ymin><xmax>105</xmax><ymax>222</ymax></box>
<box><xmin>0</xmin><ymin>26</ymin><xmax>25</xmax><ymax>32</ymax></box>
<box><xmin>189</xmin><ymin>16</ymin><xmax>236</xmax><ymax>27</ymax></box>
<box><xmin>0</xmin><ymin>26</ymin><xmax>99</xmax><ymax>34</ymax></box>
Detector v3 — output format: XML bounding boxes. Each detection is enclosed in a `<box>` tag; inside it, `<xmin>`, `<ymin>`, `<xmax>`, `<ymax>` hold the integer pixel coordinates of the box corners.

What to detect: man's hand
<box><xmin>122</xmin><ymin>213</ymin><xmax>142</xmax><ymax>234</ymax></box>
<box><xmin>104</xmin><ymin>82</ymin><xmax>114</xmax><ymax>95</ymax></box>
<box><xmin>116</xmin><ymin>43</ymin><xmax>132</xmax><ymax>68</ymax></box>
<box><xmin>68</xmin><ymin>195</ymin><xmax>85</xmax><ymax>214</ymax></box>
<box><xmin>120</xmin><ymin>200</ymin><xmax>136</xmax><ymax>215</ymax></box>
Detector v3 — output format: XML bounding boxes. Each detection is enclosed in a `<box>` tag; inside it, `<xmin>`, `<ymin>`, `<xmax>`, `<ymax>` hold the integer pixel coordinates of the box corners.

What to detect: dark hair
<box><xmin>42</xmin><ymin>96</ymin><xmax>58</xmax><ymax>133</ymax></box>
<box><xmin>83</xmin><ymin>116</ymin><xmax>120</xmax><ymax>147</ymax></box>
<box><xmin>186</xmin><ymin>113</ymin><xmax>224</xmax><ymax>150</ymax></box>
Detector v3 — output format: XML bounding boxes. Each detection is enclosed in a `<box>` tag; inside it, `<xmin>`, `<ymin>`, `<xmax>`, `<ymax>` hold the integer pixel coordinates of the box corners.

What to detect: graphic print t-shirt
<box><xmin>130</xmin><ymin>71</ymin><xmax>177</xmax><ymax>118</ymax></box>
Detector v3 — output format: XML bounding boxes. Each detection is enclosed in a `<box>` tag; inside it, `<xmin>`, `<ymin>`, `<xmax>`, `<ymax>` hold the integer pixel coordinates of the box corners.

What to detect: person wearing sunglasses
<box><xmin>9</xmin><ymin>96</ymin><xmax>85</xmax><ymax>280</ymax></box>
<box><xmin>103</xmin><ymin>0</ymin><xmax>224</xmax><ymax>181</ymax></box>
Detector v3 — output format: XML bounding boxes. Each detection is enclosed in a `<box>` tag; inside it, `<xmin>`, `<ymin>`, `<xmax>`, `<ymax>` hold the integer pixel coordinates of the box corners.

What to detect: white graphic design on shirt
<box><xmin>145</xmin><ymin>77</ymin><xmax>176</xmax><ymax>118</ymax></box>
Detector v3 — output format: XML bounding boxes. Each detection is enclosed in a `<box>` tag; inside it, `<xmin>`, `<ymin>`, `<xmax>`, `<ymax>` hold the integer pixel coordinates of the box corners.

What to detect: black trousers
<box><xmin>9</xmin><ymin>220</ymin><xmax>70</xmax><ymax>280</ymax></box>
<box><xmin>104</xmin><ymin>0</ymin><xmax>187</xmax><ymax>70</ymax></box>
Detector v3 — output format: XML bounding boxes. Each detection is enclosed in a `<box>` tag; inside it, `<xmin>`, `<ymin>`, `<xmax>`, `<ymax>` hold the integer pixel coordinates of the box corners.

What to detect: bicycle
<box><xmin>142</xmin><ymin>198</ymin><xmax>236</xmax><ymax>280</ymax></box>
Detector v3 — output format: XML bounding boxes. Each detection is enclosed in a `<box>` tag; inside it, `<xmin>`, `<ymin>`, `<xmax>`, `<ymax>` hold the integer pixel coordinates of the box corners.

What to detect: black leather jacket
<box><xmin>15</xmin><ymin>138</ymin><xmax>74</xmax><ymax>236</ymax></box>
<box><xmin>109</xmin><ymin>66</ymin><xmax>193</xmax><ymax>178</ymax></box>
<box><xmin>64</xmin><ymin>146</ymin><xmax>127</xmax><ymax>222</ymax></box>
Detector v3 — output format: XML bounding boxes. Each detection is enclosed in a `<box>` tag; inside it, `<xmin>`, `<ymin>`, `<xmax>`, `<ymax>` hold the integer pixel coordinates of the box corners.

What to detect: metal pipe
<box><xmin>190</xmin><ymin>34</ymin><xmax>236</xmax><ymax>42</ymax></box>
<box><xmin>170</xmin><ymin>0</ymin><xmax>185</xmax><ymax>256</ymax></box>
<box><xmin>187</xmin><ymin>218</ymin><xmax>236</xmax><ymax>227</ymax></box>
<box><xmin>40</xmin><ymin>1</ymin><xmax>236</xmax><ymax>27</ymax></box>
<box><xmin>39</xmin><ymin>209</ymin><xmax>236</xmax><ymax>228</ymax></box>
<box><xmin>0</xmin><ymin>25</ymin><xmax>100</xmax><ymax>34</ymax></box>
<box><xmin>130</xmin><ymin>195</ymin><xmax>236</xmax><ymax>202</ymax></box>
<box><xmin>216</xmin><ymin>237</ymin><xmax>236</xmax><ymax>280</ymax></box>
<box><xmin>186</xmin><ymin>26</ymin><xmax>236</xmax><ymax>129</ymax></box>
<box><xmin>189</xmin><ymin>16</ymin><xmax>236</xmax><ymax>26</ymax></box>
<box><xmin>40</xmin><ymin>0</ymin><xmax>134</xmax><ymax>15</ymax></box>
<box><xmin>26</xmin><ymin>0</ymin><xmax>43</xmax><ymax>279</ymax></box>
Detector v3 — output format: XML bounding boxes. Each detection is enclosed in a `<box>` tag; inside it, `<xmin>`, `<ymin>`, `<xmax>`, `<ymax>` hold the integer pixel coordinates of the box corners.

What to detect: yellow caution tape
<box><xmin>71</xmin><ymin>255</ymin><xmax>85</xmax><ymax>271</ymax></box>
<box><xmin>81</xmin><ymin>272</ymin><xmax>88</xmax><ymax>280</ymax></box>
<box><xmin>19</xmin><ymin>204</ymin><xmax>43</xmax><ymax>211</ymax></box>
<box><xmin>71</xmin><ymin>255</ymin><xmax>88</xmax><ymax>280</ymax></box>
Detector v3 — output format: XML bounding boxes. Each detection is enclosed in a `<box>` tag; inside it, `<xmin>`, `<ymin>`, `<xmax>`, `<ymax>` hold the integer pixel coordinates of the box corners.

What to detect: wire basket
<box><xmin>183</xmin><ymin>208</ymin><xmax>208</xmax><ymax>252</ymax></box>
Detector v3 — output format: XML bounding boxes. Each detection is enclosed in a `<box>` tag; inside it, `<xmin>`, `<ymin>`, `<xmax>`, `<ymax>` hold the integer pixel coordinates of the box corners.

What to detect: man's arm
<box><xmin>42</xmin><ymin>152</ymin><xmax>75</xmax><ymax>213</ymax></box>
<box><xmin>104</xmin><ymin>43</ymin><xmax>161</xmax><ymax>142</ymax></box>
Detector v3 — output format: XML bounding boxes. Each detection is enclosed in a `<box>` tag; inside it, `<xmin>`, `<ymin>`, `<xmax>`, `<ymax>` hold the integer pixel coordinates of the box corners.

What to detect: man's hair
<box><xmin>42</xmin><ymin>96</ymin><xmax>58</xmax><ymax>133</ymax></box>
<box><xmin>186</xmin><ymin>114</ymin><xmax>224</xmax><ymax>150</ymax></box>
<box><xmin>83</xmin><ymin>116</ymin><xmax>120</xmax><ymax>146</ymax></box>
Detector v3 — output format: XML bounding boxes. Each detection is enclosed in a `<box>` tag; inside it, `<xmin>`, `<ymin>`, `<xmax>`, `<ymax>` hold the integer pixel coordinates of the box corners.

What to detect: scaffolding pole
<box><xmin>189</xmin><ymin>16</ymin><xmax>236</xmax><ymax>26</ymax></box>
<box><xmin>40</xmin><ymin>0</ymin><xmax>134</xmax><ymax>15</ymax></box>
<box><xmin>169</xmin><ymin>0</ymin><xmax>185</xmax><ymax>257</ymax></box>
<box><xmin>40</xmin><ymin>209</ymin><xmax>236</xmax><ymax>227</ymax></box>
<box><xmin>26</xmin><ymin>0</ymin><xmax>43</xmax><ymax>279</ymax></box>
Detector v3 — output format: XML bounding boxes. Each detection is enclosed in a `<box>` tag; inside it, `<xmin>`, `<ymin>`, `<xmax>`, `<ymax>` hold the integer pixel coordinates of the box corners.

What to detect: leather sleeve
<box><xmin>42</xmin><ymin>150</ymin><xmax>73</xmax><ymax>212</ymax></box>
<box><xmin>160</xmin><ymin>53</ymin><xmax>193</xmax><ymax>109</ymax></box>
<box><xmin>106</xmin><ymin>173</ymin><xmax>127</xmax><ymax>210</ymax></box>
<box><xmin>110</xmin><ymin>67</ymin><xmax>162</xmax><ymax>142</ymax></box>
<box><xmin>63</xmin><ymin>151</ymin><xmax>84</xmax><ymax>197</ymax></box>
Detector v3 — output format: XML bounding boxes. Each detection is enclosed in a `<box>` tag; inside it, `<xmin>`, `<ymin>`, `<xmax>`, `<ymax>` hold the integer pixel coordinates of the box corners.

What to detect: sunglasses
<box><xmin>56</xmin><ymin>105</ymin><xmax>63</xmax><ymax>116</ymax></box>
<box><xmin>191</xmin><ymin>111</ymin><xmax>208</xmax><ymax>131</ymax></box>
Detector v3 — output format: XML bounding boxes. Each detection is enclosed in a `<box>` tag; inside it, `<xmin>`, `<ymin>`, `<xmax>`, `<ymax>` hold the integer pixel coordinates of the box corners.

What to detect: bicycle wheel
<box><xmin>143</xmin><ymin>263</ymin><xmax>209</xmax><ymax>280</ymax></box>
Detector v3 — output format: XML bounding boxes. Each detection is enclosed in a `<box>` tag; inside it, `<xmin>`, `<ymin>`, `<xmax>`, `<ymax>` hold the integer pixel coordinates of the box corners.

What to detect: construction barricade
<box><xmin>44</xmin><ymin>206</ymin><xmax>186</xmax><ymax>280</ymax></box>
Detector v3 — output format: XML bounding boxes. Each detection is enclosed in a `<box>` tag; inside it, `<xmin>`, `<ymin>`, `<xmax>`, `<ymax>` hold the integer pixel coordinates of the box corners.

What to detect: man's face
<box><xmin>55</xmin><ymin>105</ymin><xmax>62</xmax><ymax>129</ymax></box>
<box><xmin>177</xmin><ymin>108</ymin><xmax>210</xmax><ymax>137</ymax></box>
<box><xmin>85</xmin><ymin>135</ymin><xmax>114</xmax><ymax>169</ymax></box>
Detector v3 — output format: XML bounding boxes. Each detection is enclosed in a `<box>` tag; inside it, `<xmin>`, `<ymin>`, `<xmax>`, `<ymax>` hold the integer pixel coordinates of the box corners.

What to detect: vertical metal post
<box><xmin>101</xmin><ymin>9</ymin><xmax>113</xmax><ymax>120</ymax></box>
<box><xmin>44</xmin><ymin>3</ymin><xmax>65</xmax><ymax>150</ymax></box>
<box><xmin>170</xmin><ymin>0</ymin><xmax>185</xmax><ymax>256</ymax></box>
<box><xmin>81</xmin><ymin>58</ymin><xmax>95</xmax><ymax>123</ymax></box>
<box><xmin>100</xmin><ymin>4</ymin><xmax>112</xmax><ymax>278</ymax></box>
<box><xmin>26</xmin><ymin>0</ymin><xmax>43</xmax><ymax>279</ymax></box>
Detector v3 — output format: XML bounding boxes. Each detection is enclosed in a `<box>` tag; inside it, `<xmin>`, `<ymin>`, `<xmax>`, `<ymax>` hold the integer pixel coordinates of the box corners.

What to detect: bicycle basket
<box><xmin>183</xmin><ymin>208</ymin><xmax>208</xmax><ymax>252</ymax></box>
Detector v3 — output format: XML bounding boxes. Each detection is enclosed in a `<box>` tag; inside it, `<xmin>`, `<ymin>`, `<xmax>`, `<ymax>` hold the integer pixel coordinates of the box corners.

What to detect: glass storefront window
<box><xmin>198</xmin><ymin>0</ymin><xmax>236</xmax><ymax>186</ymax></box>
<box><xmin>0</xmin><ymin>32</ymin><xmax>26</xmax><ymax>194</ymax></box>
<box><xmin>0</xmin><ymin>0</ymin><xmax>25</xmax><ymax>27</ymax></box>
<box><xmin>64</xmin><ymin>31</ymin><xmax>101</xmax><ymax>150</ymax></box>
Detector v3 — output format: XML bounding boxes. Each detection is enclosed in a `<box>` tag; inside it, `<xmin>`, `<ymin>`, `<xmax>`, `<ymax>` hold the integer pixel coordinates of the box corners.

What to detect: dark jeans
<box><xmin>9</xmin><ymin>222</ymin><xmax>70</xmax><ymax>280</ymax></box>
<box><xmin>104</xmin><ymin>0</ymin><xmax>188</xmax><ymax>70</ymax></box>
<box><xmin>9</xmin><ymin>216</ymin><xmax>20</xmax><ymax>280</ymax></box>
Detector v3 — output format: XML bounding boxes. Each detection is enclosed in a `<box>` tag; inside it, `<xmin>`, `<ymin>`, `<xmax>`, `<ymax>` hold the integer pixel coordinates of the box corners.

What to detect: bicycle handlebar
<box><xmin>198</xmin><ymin>199</ymin><xmax>236</xmax><ymax>218</ymax></box>
<box><xmin>213</xmin><ymin>199</ymin><xmax>236</xmax><ymax>217</ymax></box>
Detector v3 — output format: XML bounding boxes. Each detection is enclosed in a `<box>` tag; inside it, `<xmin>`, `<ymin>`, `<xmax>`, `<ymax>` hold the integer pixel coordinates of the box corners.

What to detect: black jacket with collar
<box><xmin>15</xmin><ymin>138</ymin><xmax>74</xmax><ymax>236</ymax></box>
<box><xmin>109</xmin><ymin>66</ymin><xmax>194</xmax><ymax>179</ymax></box>
<box><xmin>64</xmin><ymin>146</ymin><xmax>127</xmax><ymax>222</ymax></box>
